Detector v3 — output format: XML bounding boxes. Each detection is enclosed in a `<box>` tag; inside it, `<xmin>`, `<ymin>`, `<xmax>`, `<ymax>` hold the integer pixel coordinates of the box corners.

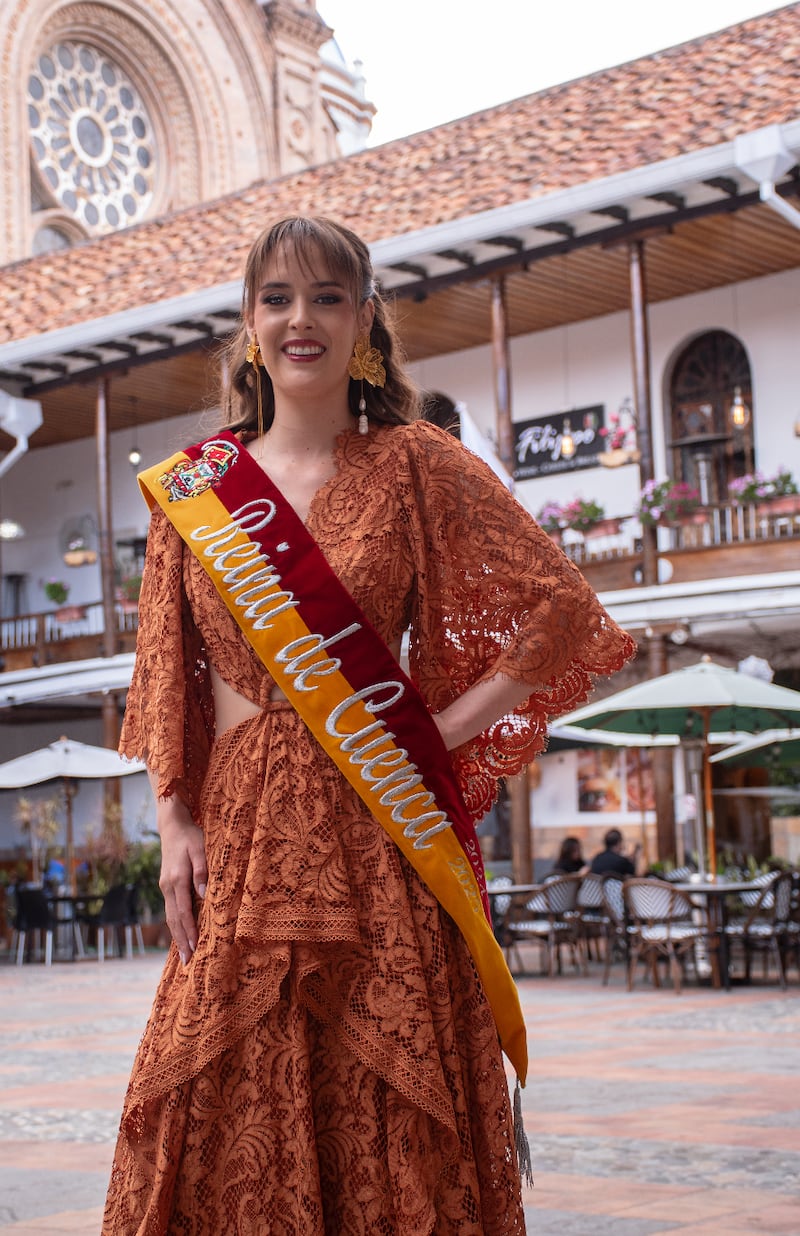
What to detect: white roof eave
<box><xmin>2</xmin><ymin>119</ymin><xmax>799</xmax><ymax>370</ymax></box>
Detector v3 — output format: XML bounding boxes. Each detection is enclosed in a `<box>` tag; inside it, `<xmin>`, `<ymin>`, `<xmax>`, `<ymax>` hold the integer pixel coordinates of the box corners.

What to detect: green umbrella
<box><xmin>558</xmin><ymin>658</ymin><xmax>800</xmax><ymax>875</ymax></box>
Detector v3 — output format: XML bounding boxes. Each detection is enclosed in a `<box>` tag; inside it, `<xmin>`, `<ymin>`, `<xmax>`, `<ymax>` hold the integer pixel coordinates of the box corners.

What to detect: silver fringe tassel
<box><xmin>513</xmin><ymin>1077</ymin><xmax>534</xmax><ymax>1188</ymax></box>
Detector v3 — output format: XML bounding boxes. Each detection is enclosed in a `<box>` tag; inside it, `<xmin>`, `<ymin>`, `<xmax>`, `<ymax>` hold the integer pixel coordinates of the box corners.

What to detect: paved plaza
<box><xmin>0</xmin><ymin>950</ymin><xmax>798</xmax><ymax>1234</ymax></box>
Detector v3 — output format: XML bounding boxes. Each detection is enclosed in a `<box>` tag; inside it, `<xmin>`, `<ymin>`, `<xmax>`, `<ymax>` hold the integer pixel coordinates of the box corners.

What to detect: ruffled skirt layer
<box><xmin>103</xmin><ymin>708</ymin><xmax>524</xmax><ymax>1235</ymax></box>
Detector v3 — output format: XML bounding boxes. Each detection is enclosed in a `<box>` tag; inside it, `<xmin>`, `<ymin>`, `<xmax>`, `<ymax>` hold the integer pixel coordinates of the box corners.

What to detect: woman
<box><xmin>105</xmin><ymin>216</ymin><xmax>634</xmax><ymax>1234</ymax></box>
<box><xmin>551</xmin><ymin>836</ymin><xmax>587</xmax><ymax>876</ymax></box>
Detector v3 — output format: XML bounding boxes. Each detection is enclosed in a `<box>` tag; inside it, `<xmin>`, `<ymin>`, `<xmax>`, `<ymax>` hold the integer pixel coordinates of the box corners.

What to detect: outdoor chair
<box><xmin>78</xmin><ymin>883</ymin><xmax>145</xmax><ymax>961</ymax></box>
<box><xmin>624</xmin><ymin>878</ymin><xmax>711</xmax><ymax>994</ymax></box>
<box><xmin>723</xmin><ymin>871</ymin><xmax>793</xmax><ymax>989</ymax></box>
<box><xmin>662</xmin><ymin>866</ymin><xmax>696</xmax><ymax>883</ymax></box>
<box><xmin>11</xmin><ymin>886</ymin><xmax>57</xmax><ymax>966</ymax></box>
<box><xmin>504</xmin><ymin>874</ymin><xmax>585</xmax><ymax>977</ymax></box>
<box><xmin>600</xmin><ymin>873</ymin><xmax>630</xmax><ymax>986</ymax></box>
<box><xmin>487</xmin><ymin>875</ymin><xmax>514</xmax><ymax>945</ymax></box>
<box><xmin>576</xmin><ymin>873</ymin><xmax>607</xmax><ymax>961</ymax></box>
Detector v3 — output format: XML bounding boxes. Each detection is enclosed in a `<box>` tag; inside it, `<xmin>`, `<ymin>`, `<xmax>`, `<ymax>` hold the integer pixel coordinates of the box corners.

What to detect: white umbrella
<box><xmin>0</xmin><ymin>737</ymin><xmax>146</xmax><ymax>891</ymax></box>
<box><xmin>709</xmin><ymin>729</ymin><xmax>800</xmax><ymax>768</ymax></box>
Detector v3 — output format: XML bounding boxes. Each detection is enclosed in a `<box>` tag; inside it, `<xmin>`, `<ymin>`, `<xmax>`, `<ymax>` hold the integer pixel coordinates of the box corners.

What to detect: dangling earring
<box><xmin>348</xmin><ymin>334</ymin><xmax>386</xmax><ymax>435</ymax></box>
<box><xmin>246</xmin><ymin>332</ymin><xmax>264</xmax><ymax>438</ymax></box>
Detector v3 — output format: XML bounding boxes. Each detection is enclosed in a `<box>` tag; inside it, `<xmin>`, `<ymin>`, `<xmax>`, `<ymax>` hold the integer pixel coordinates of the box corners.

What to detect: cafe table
<box><xmin>486</xmin><ymin>883</ymin><xmax>544</xmax><ymax>946</ymax></box>
<box><xmin>674</xmin><ymin>878</ymin><xmax>765</xmax><ymax>990</ymax></box>
<box><xmin>46</xmin><ymin>892</ymin><xmax>104</xmax><ymax>961</ymax></box>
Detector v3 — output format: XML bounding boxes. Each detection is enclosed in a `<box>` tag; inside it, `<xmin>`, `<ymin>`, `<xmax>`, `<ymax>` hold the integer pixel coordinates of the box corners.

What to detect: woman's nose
<box><xmin>289</xmin><ymin>298</ymin><xmax>314</xmax><ymax>330</ymax></box>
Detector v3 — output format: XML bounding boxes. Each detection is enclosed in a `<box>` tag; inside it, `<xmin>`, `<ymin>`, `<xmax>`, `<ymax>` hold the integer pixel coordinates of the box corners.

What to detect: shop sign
<box><xmin>512</xmin><ymin>406</ymin><xmax>604</xmax><ymax>479</ymax></box>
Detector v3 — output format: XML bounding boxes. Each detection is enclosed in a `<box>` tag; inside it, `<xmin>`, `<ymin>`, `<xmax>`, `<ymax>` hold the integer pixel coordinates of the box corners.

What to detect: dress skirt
<box><xmin>103</xmin><ymin>705</ymin><xmax>525</xmax><ymax>1235</ymax></box>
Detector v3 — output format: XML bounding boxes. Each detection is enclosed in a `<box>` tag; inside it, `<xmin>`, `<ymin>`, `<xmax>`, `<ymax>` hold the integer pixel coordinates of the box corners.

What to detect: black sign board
<box><xmin>512</xmin><ymin>406</ymin><xmax>604</xmax><ymax>480</ymax></box>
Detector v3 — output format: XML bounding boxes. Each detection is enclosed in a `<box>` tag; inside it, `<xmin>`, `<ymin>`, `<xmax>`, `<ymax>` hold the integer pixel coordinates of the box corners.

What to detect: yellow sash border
<box><xmin>139</xmin><ymin>445</ymin><xmax>527</xmax><ymax>1081</ymax></box>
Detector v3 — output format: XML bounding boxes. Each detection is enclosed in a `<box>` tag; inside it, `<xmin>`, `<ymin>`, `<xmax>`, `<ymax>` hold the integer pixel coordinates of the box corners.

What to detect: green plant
<box><xmin>82</xmin><ymin>800</ymin><xmax>130</xmax><ymax>894</ymax></box>
<box><xmin>560</xmin><ymin>497</ymin><xmax>605</xmax><ymax>533</ymax></box>
<box><xmin>119</xmin><ymin>573</ymin><xmax>143</xmax><ymax>603</ymax></box>
<box><xmin>43</xmin><ymin>579</ymin><xmax>69</xmax><ymax>605</ymax></box>
<box><xmin>638</xmin><ymin>478</ymin><xmax>701</xmax><ymax>527</ymax></box>
<box><xmin>122</xmin><ymin>837</ymin><xmax>164</xmax><ymax>918</ymax></box>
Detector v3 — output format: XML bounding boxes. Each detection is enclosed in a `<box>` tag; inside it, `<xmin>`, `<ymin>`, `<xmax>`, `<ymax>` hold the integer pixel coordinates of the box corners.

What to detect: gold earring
<box><xmin>348</xmin><ymin>335</ymin><xmax>386</xmax><ymax>434</ymax></box>
<box><xmin>246</xmin><ymin>332</ymin><xmax>264</xmax><ymax>438</ymax></box>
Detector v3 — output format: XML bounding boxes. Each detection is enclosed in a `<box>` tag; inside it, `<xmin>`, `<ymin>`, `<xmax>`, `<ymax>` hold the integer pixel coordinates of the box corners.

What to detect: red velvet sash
<box><xmin>138</xmin><ymin>431</ymin><xmax>527</xmax><ymax>1079</ymax></box>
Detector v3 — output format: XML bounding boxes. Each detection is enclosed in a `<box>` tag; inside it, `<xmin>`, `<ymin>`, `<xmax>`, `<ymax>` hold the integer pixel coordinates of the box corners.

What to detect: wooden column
<box><xmin>490</xmin><ymin>276</ymin><xmax>514</xmax><ymax>470</ymax></box>
<box><xmin>509</xmin><ymin>769</ymin><xmax>533</xmax><ymax>884</ymax></box>
<box><xmin>489</xmin><ymin>275</ymin><xmax>532</xmax><ymax>876</ymax></box>
<box><xmin>647</xmin><ymin>631</ymin><xmax>677</xmax><ymax>861</ymax></box>
<box><xmin>96</xmin><ymin>377</ymin><xmax>119</xmax><ymax>752</ymax></box>
<box><xmin>628</xmin><ymin>240</ymin><xmax>658</xmax><ymax>588</ymax></box>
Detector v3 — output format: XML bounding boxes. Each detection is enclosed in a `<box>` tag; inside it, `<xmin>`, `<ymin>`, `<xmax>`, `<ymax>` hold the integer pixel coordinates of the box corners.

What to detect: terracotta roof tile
<box><xmin>1</xmin><ymin>3</ymin><xmax>799</xmax><ymax>345</ymax></box>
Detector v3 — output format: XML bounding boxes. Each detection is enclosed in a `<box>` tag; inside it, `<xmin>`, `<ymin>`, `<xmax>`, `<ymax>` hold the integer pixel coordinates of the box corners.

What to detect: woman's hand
<box><xmin>433</xmin><ymin>673</ymin><xmax>538</xmax><ymax>751</ymax></box>
<box><xmin>156</xmin><ymin>797</ymin><xmax>207</xmax><ymax>965</ymax></box>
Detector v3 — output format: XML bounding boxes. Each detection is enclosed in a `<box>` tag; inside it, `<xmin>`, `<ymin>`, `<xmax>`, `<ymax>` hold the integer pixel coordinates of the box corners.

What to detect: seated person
<box><xmin>550</xmin><ymin>835</ymin><xmax>587</xmax><ymax>876</ymax></box>
<box><xmin>589</xmin><ymin>827</ymin><xmax>641</xmax><ymax>876</ymax></box>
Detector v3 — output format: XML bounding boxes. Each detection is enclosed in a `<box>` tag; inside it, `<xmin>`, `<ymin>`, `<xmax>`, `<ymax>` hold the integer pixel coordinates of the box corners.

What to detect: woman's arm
<box><xmin>149</xmin><ymin>770</ymin><xmax>208</xmax><ymax>965</ymax></box>
<box><xmin>433</xmin><ymin>673</ymin><xmax>538</xmax><ymax>751</ymax></box>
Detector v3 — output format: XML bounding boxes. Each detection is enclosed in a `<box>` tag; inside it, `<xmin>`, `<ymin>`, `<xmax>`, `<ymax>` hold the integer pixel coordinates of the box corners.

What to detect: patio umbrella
<box><xmin>0</xmin><ymin>737</ymin><xmax>146</xmax><ymax>892</ymax></box>
<box><xmin>709</xmin><ymin>729</ymin><xmax>800</xmax><ymax>768</ymax></box>
<box><xmin>557</xmin><ymin>658</ymin><xmax>800</xmax><ymax>876</ymax></box>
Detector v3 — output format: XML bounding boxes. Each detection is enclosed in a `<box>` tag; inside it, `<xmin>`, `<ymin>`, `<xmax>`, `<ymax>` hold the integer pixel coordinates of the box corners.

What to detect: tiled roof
<box><xmin>1</xmin><ymin>2</ymin><xmax>799</xmax><ymax>345</ymax></box>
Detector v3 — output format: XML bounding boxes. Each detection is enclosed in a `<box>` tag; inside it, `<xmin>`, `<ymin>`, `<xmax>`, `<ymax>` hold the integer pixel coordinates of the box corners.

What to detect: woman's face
<box><xmin>248</xmin><ymin>242</ymin><xmax>374</xmax><ymax>410</ymax></box>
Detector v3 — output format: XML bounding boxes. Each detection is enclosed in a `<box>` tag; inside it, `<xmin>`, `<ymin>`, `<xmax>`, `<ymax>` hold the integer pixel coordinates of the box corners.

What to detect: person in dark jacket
<box><xmin>589</xmin><ymin>828</ymin><xmax>641</xmax><ymax>876</ymax></box>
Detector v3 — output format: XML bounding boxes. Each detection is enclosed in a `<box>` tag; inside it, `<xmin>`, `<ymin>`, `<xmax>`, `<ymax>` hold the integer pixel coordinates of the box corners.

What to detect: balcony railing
<box><xmin>0</xmin><ymin>600</ymin><xmax>139</xmax><ymax>672</ymax></box>
<box><xmin>1</xmin><ymin>499</ymin><xmax>799</xmax><ymax>673</ymax></box>
<box><xmin>560</xmin><ymin>498</ymin><xmax>800</xmax><ymax>591</ymax></box>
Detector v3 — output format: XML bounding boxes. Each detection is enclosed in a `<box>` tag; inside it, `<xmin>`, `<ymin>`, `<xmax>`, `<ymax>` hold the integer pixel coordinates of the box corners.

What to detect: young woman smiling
<box><xmin>104</xmin><ymin>216</ymin><xmax>634</xmax><ymax>1235</ymax></box>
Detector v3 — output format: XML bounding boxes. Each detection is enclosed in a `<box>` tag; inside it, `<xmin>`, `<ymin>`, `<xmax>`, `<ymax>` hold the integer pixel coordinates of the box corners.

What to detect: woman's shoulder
<box><xmin>378</xmin><ymin>418</ymin><xmax>473</xmax><ymax>469</ymax></box>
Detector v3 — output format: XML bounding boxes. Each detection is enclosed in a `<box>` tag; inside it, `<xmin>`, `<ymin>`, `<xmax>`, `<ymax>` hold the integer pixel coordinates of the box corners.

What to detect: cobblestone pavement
<box><xmin>0</xmin><ymin>951</ymin><xmax>798</xmax><ymax>1234</ymax></box>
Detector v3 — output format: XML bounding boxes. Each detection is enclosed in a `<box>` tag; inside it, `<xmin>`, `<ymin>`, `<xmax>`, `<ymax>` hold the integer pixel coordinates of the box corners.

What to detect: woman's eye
<box><xmin>263</xmin><ymin>294</ymin><xmax>287</xmax><ymax>306</ymax></box>
<box><xmin>316</xmin><ymin>294</ymin><xmax>341</xmax><ymax>305</ymax></box>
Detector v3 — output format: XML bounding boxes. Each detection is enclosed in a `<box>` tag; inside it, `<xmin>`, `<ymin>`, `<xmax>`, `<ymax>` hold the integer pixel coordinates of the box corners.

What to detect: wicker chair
<box><xmin>487</xmin><ymin>875</ymin><xmax>514</xmax><ymax>945</ymax></box>
<box><xmin>505</xmin><ymin>874</ymin><xmax>585</xmax><ymax>977</ymax></box>
<box><xmin>600</xmin><ymin>874</ymin><xmax>629</xmax><ymax>986</ymax></box>
<box><xmin>624</xmin><ymin>878</ymin><xmax>709</xmax><ymax>994</ymax></box>
<box><xmin>723</xmin><ymin>871</ymin><xmax>793</xmax><ymax>989</ymax></box>
<box><xmin>576</xmin><ymin>872</ymin><xmax>607</xmax><ymax>962</ymax></box>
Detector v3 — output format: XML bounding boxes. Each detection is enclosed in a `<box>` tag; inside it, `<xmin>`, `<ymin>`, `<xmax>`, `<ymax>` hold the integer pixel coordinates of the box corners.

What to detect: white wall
<box><xmin>410</xmin><ymin>266</ymin><xmax>800</xmax><ymax>522</ymax></box>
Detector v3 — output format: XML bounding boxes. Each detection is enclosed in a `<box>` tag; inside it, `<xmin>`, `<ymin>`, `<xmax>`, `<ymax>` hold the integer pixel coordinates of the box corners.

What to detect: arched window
<box><xmin>668</xmin><ymin>330</ymin><xmax>753</xmax><ymax>502</ymax></box>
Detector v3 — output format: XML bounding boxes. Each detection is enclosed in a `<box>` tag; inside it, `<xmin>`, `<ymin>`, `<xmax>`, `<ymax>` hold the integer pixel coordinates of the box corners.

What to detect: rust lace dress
<box><xmin>104</xmin><ymin>421</ymin><xmax>634</xmax><ymax>1235</ymax></box>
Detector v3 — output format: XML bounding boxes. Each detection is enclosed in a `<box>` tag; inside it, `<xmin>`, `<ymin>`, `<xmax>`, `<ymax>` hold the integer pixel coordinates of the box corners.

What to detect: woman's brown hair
<box><xmin>220</xmin><ymin>216</ymin><xmax>420</xmax><ymax>434</ymax></box>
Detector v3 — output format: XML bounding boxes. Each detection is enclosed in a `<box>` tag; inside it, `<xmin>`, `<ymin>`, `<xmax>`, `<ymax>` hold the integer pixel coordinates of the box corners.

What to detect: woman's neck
<box><xmin>263</xmin><ymin>396</ymin><xmax>353</xmax><ymax>457</ymax></box>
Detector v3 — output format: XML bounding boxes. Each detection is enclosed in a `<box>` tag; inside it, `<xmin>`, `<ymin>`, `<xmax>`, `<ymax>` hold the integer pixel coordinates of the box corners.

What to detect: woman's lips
<box><xmin>282</xmin><ymin>341</ymin><xmax>325</xmax><ymax>361</ymax></box>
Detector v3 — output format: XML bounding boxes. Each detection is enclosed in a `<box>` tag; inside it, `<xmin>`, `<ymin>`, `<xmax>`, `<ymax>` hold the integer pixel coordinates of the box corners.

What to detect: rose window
<box><xmin>28</xmin><ymin>41</ymin><xmax>155</xmax><ymax>234</ymax></box>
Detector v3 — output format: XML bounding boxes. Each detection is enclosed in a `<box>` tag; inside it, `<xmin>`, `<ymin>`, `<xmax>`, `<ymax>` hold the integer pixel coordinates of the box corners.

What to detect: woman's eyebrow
<box><xmin>257</xmin><ymin>279</ymin><xmax>345</xmax><ymax>291</ymax></box>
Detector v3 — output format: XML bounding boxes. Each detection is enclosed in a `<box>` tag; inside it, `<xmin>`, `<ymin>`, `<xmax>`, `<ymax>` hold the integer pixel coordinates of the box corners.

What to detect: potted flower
<box><xmin>638</xmin><ymin>479</ymin><xmax>703</xmax><ymax>527</ymax></box>
<box><xmin>117</xmin><ymin>573</ymin><xmax>143</xmax><ymax>612</ymax></box>
<box><xmin>535</xmin><ymin>501</ymin><xmax>564</xmax><ymax>541</ymax></box>
<box><xmin>597</xmin><ymin>401</ymin><xmax>640</xmax><ymax>467</ymax></box>
<box><xmin>729</xmin><ymin>469</ymin><xmax>799</xmax><ymax>515</ymax></box>
<box><xmin>43</xmin><ymin>579</ymin><xmax>69</xmax><ymax>606</ymax></box>
<box><xmin>561</xmin><ymin>497</ymin><xmax>619</xmax><ymax>538</ymax></box>
<box><xmin>43</xmin><ymin>579</ymin><xmax>85</xmax><ymax>622</ymax></box>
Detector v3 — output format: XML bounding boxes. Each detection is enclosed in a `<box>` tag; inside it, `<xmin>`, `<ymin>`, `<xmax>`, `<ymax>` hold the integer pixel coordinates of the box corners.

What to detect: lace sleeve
<box><xmin>404</xmin><ymin>422</ymin><xmax>636</xmax><ymax>819</ymax></box>
<box><xmin>118</xmin><ymin>506</ymin><xmax>214</xmax><ymax>817</ymax></box>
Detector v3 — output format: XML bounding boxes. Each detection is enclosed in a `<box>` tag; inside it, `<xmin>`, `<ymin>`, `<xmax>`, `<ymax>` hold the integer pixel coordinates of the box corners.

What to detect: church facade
<box><xmin>1</xmin><ymin>0</ymin><xmax>373</xmax><ymax>262</ymax></box>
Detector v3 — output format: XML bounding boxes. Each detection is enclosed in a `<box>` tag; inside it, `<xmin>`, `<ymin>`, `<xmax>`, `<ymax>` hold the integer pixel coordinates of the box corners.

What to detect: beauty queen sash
<box><xmin>138</xmin><ymin>431</ymin><xmax>527</xmax><ymax>1081</ymax></box>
